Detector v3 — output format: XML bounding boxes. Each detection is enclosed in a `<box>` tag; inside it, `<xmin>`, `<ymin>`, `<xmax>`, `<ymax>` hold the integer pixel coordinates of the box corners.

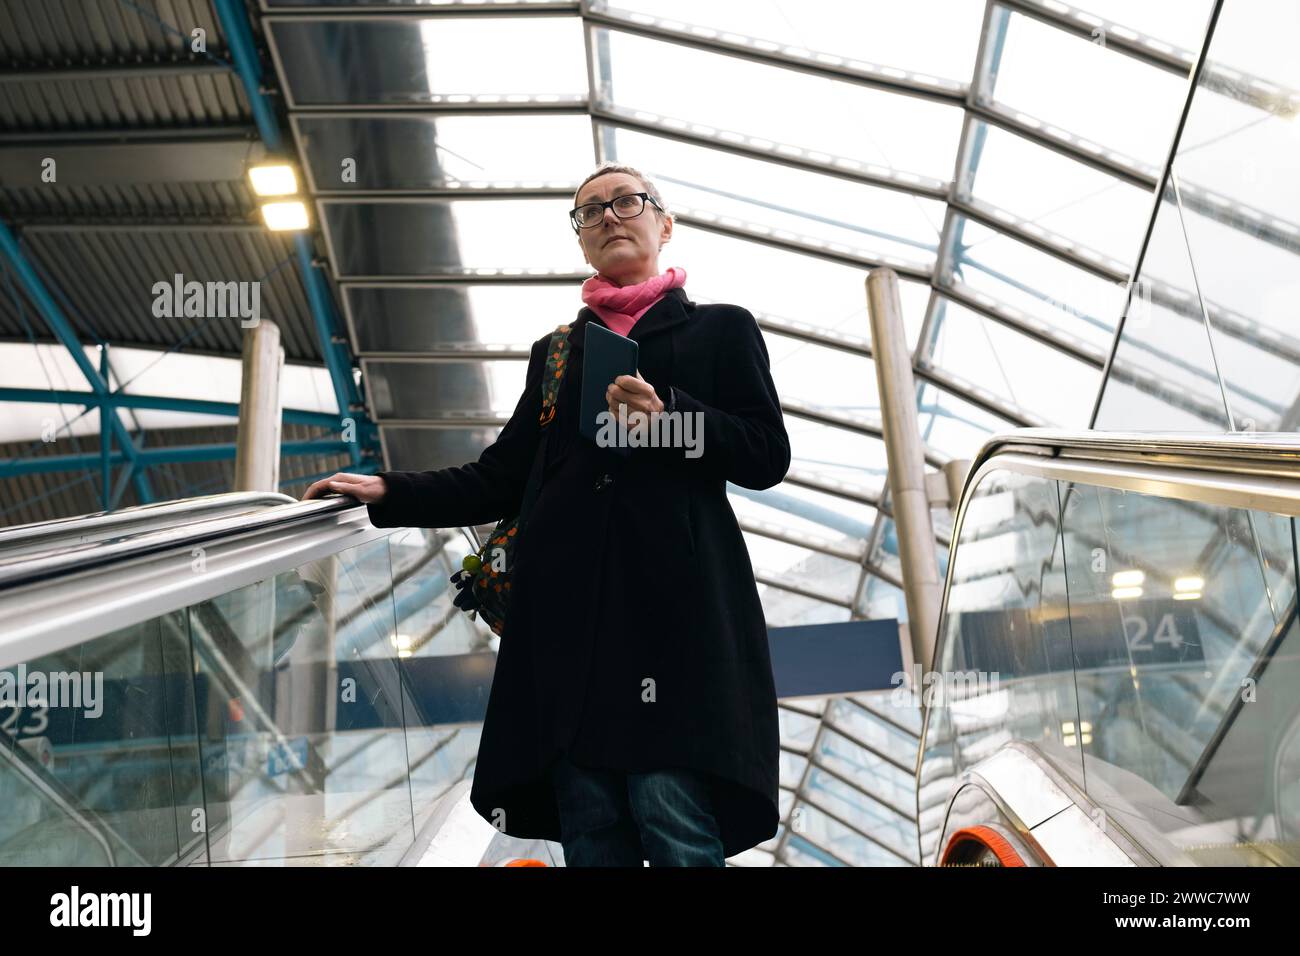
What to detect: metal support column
<box><xmin>235</xmin><ymin>320</ymin><xmax>284</xmax><ymax>492</ymax></box>
<box><xmin>867</xmin><ymin>268</ymin><xmax>943</xmax><ymax>675</ymax></box>
<box><xmin>99</xmin><ymin>346</ymin><xmax>111</xmax><ymax>511</ymax></box>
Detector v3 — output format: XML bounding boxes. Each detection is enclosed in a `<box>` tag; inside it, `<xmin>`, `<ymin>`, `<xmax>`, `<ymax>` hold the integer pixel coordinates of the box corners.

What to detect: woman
<box><xmin>305</xmin><ymin>162</ymin><xmax>790</xmax><ymax>866</ymax></box>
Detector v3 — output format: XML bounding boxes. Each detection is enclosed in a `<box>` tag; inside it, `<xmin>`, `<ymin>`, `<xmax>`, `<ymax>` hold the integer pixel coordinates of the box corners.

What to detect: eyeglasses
<box><xmin>569</xmin><ymin>192</ymin><xmax>663</xmax><ymax>232</ymax></box>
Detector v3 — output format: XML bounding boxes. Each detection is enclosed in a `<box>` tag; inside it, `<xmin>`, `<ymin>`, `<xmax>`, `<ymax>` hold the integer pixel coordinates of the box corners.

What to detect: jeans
<box><xmin>551</xmin><ymin>754</ymin><xmax>726</xmax><ymax>867</ymax></box>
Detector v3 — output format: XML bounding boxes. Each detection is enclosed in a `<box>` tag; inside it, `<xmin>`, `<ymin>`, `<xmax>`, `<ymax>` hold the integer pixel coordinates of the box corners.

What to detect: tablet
<box><xmin>579</xmin><ymin>321</ymin><xmax>640</xmax><ymax>450</ymax></box>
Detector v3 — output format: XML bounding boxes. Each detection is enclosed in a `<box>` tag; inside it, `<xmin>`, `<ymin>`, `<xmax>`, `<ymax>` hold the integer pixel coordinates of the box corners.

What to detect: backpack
<box><xmin>449</xmin><ymin>324</ymin><xmax>572</xmax><ymax>636</ymax></box>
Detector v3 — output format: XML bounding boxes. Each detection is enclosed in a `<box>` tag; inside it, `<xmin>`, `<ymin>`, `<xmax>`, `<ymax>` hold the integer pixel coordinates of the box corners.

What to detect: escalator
<box><xmin>0</xmin><ymin>492</ymin><xmax>538</xmax><ymax>866</ymax></box>
<box><xmin>919</xmin><ymin>430</ymin><xmax>1300</xmax><ymax>867</ymax></box>
<box><xmin>6</xmin><ymin>427</ymin><xmax>1298</xmax><ymax>868</ymax></box>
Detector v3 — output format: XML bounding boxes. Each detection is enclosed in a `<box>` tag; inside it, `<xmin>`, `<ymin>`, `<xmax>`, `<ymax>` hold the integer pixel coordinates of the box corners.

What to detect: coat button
<box><xmin>594</xmin><ymin>473</ymin><xmax>614</xmax><ymax>492</ymax></box>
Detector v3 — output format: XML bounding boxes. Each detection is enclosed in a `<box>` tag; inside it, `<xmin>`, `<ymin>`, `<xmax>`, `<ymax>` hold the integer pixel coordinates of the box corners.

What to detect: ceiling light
<box><xmin>1112</xmin><ymin>586</ymin><xmax>1143</xmax><ymax>600</ymax></box>
<box><xmin>261</xmin><ymin>201</ymin><xmax>309</xmax><ymax>231</ymax></box>
<box><xmin>1112</xmin><ymin>569</ymin><xmax>1144</xmax><ymax>587</ymax></box>
<box><xmin>248</xmin><ymin>163</ymin><xmax>298</xmax><ymax>197</ymax></box>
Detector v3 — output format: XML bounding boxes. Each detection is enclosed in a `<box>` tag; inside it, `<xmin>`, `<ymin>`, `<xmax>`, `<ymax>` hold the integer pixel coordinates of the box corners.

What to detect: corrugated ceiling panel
<box><xmin>0</xmin><ymin>227</ymin><xmax>323</xmax><ymax>362</ymax></box>
<box><xmin>0</xmin><ymin>0</ymin><xmax>227</xmax><ymax>62</ymax></box>
<box><xmin>0</xmin><ymin>180</ymin><xmax>255</xmax><ymax>223</ymax></box>
<box><xmin>0</xmin><ymin>71</ymin><xmax>249</xmax><ymax>132</ymax></box>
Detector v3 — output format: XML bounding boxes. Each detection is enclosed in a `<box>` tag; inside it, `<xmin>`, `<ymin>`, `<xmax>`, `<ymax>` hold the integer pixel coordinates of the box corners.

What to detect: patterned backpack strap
<box><xmin>538</xmin><ymin>324</ymin><xmax>572</xmax><ymax>428</ymax></box>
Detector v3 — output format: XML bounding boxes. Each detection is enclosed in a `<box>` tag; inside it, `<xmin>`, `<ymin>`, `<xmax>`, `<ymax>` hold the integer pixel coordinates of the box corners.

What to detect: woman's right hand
<box><xmin>302</xmin><ymin>473</ymin><xmax>388</xmax><ymax>503</ymax></box>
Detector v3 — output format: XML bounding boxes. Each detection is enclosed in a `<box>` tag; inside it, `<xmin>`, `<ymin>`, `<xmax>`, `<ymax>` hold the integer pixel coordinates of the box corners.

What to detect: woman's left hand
<box><xmin>607</xmin><ymin>371</ymin><xmax>664</xmax><ymax>418</ymax></box>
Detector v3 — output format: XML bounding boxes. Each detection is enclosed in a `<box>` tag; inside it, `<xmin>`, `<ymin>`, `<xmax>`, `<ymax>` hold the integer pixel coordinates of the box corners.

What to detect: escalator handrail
<box><xmin>0</xmin><ymin>495</ymin><xmax>357</xmax><ymax>591</ymax></box>
<box><xmin>0</xmin><ymin>491</ymin><xmax>297</xmax><ymax>554</ymax></box>
<box><xmin>970</xmin><ymin>428</ymin><xmax>1300</xmax><ymax>483</ymax></box>
<box><xmin>917</xmin><ymin>427</ymin><xmax>1300</xmax><ymax>782</ymax></box>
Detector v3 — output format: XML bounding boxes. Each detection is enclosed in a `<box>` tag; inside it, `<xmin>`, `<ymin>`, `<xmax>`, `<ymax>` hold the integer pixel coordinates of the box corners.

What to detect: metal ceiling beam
<box><xmin>752</xmin><ymin>571</ymin><xmax>853</xmax><ymax>610</ymax></box>
<box><xmin>0</xmin><ymin>439</ymin><xmax>351</xmax><ymax>478</ymax></box>
<box><xmin>259</xmin><ymin>2</ymin><xmax>580</xmax><ymax>15</ymax></box>
<box><xmin>946</xmin><ymin>194</ymin><xmax>1129</xmax><ymax>283</ymax></box>
<box><xmin>592</xmin><ymin>107</ymin><xmax>950</xmax><ymax>201</ymax></box>
<box><xmin>1</xmin><ymin>126</ymin><xmax>259</xmax><ymax>144</ymax></box>
<box><xmin>0</xmin><ymin>221</ymin><xmax>154</xmax><ymax>503</ymax></box>
<box><xmin>286</xmin><ymin>96</ymin><xmax>589</xmax><ymax>113</ymax></box>
<box><xmin>0</xmin><ymin>140</ymin><xmax>267</xmax><ymax>188</ymax></box>
<box><xmin>782</xmin><ymin>468</ymin><xmax>881</xmax><ymax>509</ymax></box>
<box><xmin>0</xmin><ymin>60</ymin><xmax>231</xmax><ymax>82</ymax></box>
<box><xmin>581</xmin><ymin>0</ymin><xmax>967</xmax><ymax>107</ymax></box>
<box><xmin>934</xmin><ymin>278</ymin><xmax>1228</xmax><ymax>423</ymax></box>
<box><xmin>968</xmin><ymin>100</ymin><xmax>1159</xmax><ymax>191</ymax></box>
<box><xmin>213</xmin><ymin>0</ymin><xmax>370</xmax><ymax>465</ymax></box>
<box><xmin>913</xmin><ymin>363</ymin><xmax>1041</xmax><ymax>428</ymax></box>
<box><xmin>0</xmin><ymin>387</ymin><xmax>341</xmax><ymax>428</ymax></box>
<box><xmin>997</xmin><ymin>0</ymin><xmax>1195</xmax><ymax>75</ymax></box>
<box><xmin>934</xmin><ymin>280</ymin><xmax>1106</xmax><ymax>368</ymax></box>
<box><xmin>15</xmin><ymin>223</ymin><xmax>263</xmax><ymax>232</ymax></box>
<box><xmin>312</xmin><ymin>187</ymin><xmax>575</xmax><ymax>200</ymax></box>
<box><xmin>738</xmin><ymin>517</ymin><xmax>864</xmax><ymax>564</ymax></box>
<box><xmin>673</xmin><ymin>212</ymin><xmax>932</xmax><ymax>283</ymax></box>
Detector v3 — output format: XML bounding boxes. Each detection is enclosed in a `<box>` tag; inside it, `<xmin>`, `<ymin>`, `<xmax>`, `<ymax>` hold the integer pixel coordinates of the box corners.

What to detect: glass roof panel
<box><xmin>765</xmin><ymin>331</ymin><xmax>878</xmax><ymax>416</ymax></box>
<box><xmin>916</xmin><ymin>380</ymin><xmax>1010</xmax><ymax>459</ymax></box>
<box><xmin>947</xmin><ymin>214</ymin><xmax>1124</xmax><ymax>351</ymax></box>
<box><xmin>595</xmin><ymin>27</ymin><xmax>966</xmax><ymax>183</ymax></box>
<box><xmin>729</xmin><ymin>482</ymin><xmax>877</xmax><ymax>543</ymax></box>
<box><xmin>744</xmin><ymin>532</ymin><xmax>860</xmax><ymax>605</ymax></box>
<box><xmin>804</xmin><ymin>765</ymin><xmax>917</xmax><ymax>860</ymax></box>
<box><xmin>558</xmin><ymin>226</ymin><xmax>931</xmax><ymax>347</ymax></box>
<box><xmin>1165</xmin><ymin>25</ymin><xmax>1300</xmax><ymax>433</ymax></box>
<box><xmin>381</xmin><ymin>426</ymin><xmax>502</xmax><ymax>472</ymax></box>
<box><xmin>365</xmin><ymin>359</ymin><xmax>520</xmax><ymax>419</ymax></box>
<box><xmin>858</xmin><ymin>575</ymin><xmax>906</xmax><ymax>622</ymax></box>
<box><xmin>759</xmin><ymin>588</ymin><xmax>851</xmax><ymax>627</ymax></box>
<box><xmin>784</xmin><ymin>422</ymin><xmax>888</xmax><ymax>497</ymax></box>
<box><xmin>818</xmin><ymin>725</ymin><xmax>916</xmax><ymax>809</ymax></box>
<box><xmin>1093</xmin><ymin>190</ymin><xmax>1233</xmax><ymax>431</ymax></box>
<box><xmin>928</xmin><ymin>296</ymin><xmax>1102</xmax><ymax>427</ymax></box>
<box><xmin>603</xmin><ymin>124</ymin><xmax>944</xmax><ymax>269</ymax></box>
<box><xmin>1194</xmin><ymin>0</ymin><xmax>1300</xmax><ymax>81</ymax></box>
<box><xmin>320</xmin><ymin>199</ymin><xmax>585</xmax><ymax>277</ymax></box>
<box><xmin>827</xmin><ymin>698</ymin><xmax>919</xmax><ymax>766</ymax></box>
<box><xmin>294</xmin><ymin>114</ymin><xmax>592</xmax><ymax>191</ymax></box>
<box><xmin>268</xmin><ymin>17</ymin><xmax>588</xmax><ymax>105</ymax></box>
<box><xmin>985</xmin><ymin>8</ymin><xmax>1190</xmax><ymax>170</ymax></box>
<box><xmin>1069</xmin><ymin>0</ymin><xmax>1214</xmax><ymax>50</ymax></box>
<box><xmin>959</xmin><ymin>118</ymin><xmax>1152</xmax><ymax>266</ymax></box>
<box><xmin>595</xmin><ymin>0</ymin><xmax>984</xmax><ymax>84</ymax></box>
<box><xmin>344</xmin><ymin>284</ymin><xmax>580</xmax><ymax>353</ymax></box>
<box><xmin>789</xmin><ymin>801</ymin><xmax>913</xmax><ymax>866</ymax></box>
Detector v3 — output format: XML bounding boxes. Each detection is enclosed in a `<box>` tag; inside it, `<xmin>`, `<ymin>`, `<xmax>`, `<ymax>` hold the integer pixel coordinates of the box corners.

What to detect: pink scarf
<box><xmin>580</xmin><ymin>266</ymin><xmax>687</xmax><ymax>336</ymax></box>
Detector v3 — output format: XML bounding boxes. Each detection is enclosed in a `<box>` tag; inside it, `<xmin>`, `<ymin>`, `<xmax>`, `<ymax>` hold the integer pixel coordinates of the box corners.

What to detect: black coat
<box><xmin>366</xmin><ymin>286</ymin><xmax>791</xmax><ymax>858</ymax></box>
